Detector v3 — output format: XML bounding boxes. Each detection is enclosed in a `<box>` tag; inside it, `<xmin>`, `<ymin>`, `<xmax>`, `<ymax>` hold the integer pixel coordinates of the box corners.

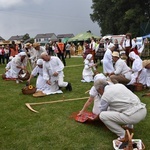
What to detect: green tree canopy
<box><xmin>23</xmin><ymin>33</ymin><xmax>30</xmax><ymax>42</ymax></box>
<box><xmin>90</xmin><ymin>0</ymin><xmax>150</xmax><ymax>37</ymax></box>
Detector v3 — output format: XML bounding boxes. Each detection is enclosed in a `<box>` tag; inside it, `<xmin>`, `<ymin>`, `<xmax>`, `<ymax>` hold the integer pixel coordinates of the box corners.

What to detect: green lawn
<box><xmin>0</xmin><ymin>57</ymin><xmax>150</xmax><ymax>150</ymax></box>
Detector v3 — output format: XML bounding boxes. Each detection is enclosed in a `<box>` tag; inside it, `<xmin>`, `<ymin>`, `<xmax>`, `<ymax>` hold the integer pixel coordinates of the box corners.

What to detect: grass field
<box><xmin>0</xmin><ymin>57</ymin><xmax>150</xmax><ymax>150</ymax></box>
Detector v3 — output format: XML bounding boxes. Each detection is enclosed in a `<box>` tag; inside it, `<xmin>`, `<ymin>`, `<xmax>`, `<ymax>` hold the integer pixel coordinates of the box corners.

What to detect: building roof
<box><xmin>0</xmin><ymin>36</ymin><xmax>5</xmax><ymax>41</ymax></box>
<box><xmin>8</xmin><ymin>35</ymin><xmax>24</xmax><ymax>41</ymax></box>
<box><xmin>34</xmin><ymin>33</ymin><xmax>56</xmax><ymax>39</ymax></box>
<box><xmin>57</xmin><ymin>34</ymin><xmax>74</xmax><ymax>38</ymax></box>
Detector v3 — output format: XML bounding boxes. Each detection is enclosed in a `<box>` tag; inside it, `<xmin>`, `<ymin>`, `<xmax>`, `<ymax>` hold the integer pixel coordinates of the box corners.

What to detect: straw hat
<box><xmin>142</xmin><ymin>60</ymin><xmax>150</xmax><ymax>68</ymax></box>
<box><xmin>33</xmin><ymin>43</ymin><xmax>40</xmax><ymax>48</ymax></box>
<box><xmin>112</xmin><ymin>51</ymin><xmax>119</xmax><ymax>57</ymax></box>
<box><xmin>25</xmin><ymin>43</ymin><xmax>32</xmax><ymax>47</ymax></box>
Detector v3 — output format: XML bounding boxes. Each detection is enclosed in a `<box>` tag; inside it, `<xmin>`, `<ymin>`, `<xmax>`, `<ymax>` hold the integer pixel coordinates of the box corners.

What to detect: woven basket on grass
<box><xmin>18</xmin><ymin>70</ymin><xmax>30</xmax><ymax>81</ymax></box>
<box><xmin>134</xmin><ymin>83</ymin><xmax>143</xmax><ymax>92</ymax></box>
<box><xmin>22</xmin><ymin>85</ymin><xmax>36</xmax><ymax>95</ymax></box>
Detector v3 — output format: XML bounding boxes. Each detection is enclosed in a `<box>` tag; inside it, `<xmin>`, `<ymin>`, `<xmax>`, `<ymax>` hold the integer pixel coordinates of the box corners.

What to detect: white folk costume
<box><xmin>81</xmin><ymin>54</ymin><xmax>96</xmax><ymax>82</ymax></box>
<box><xmin>28</xmin><ymin>47</ymin><xmax>37</xmax><ymax>69</ymax></box>
<box><xmin>143</xmin><ymin>60</ymin><xmax>150</xmax><ymax>88</ymax></box>
<box><xmin>98</xmin><ymin>83</ymin><xmax>147</xmax><ymax>138</ymax></box>
<box><xmin>111</xmin><ymin>53</ymin><xmax>132</xmax><ymax>84</ymax></box>
<box><xmin>5</xmin><ymin>56</ymin><xmax>13</xmax><ymax>71</ymax></box>
<box><xmin>122</xmin><ymin>38</ymin><xmax>136</xmax><ymax>50</ymax></box>
<box><xmin>31</xmin><ymin>59</ymin><xmax>62</xmax><ymax>95</ymax></box>
<box><xmin>84</xmin><ymin>73</ymin><xmax>113</xmax><ymax>115</ymax></box>
<box><xmin>91</xmin><ymin>73</ymin><xmax>107</xmax><ymax>115</ymax></box>
<box><xmin>5</xmin><ymin>52</ymin><xmax>27</xmax><ymax>79</ymax></box>
<box><xmin>43</xmin><ymin>56</ymin><xmax>68</xmax><ymax>89</ymax></box>
<box><xmin>128</xmin><ymin>52</ymin><xmax>146</xmax><ymax>85</ymax></box>
<box><xmin>114</xmin><ymin>59</ymin><xmax>132</xmax><ymax>79</ymax></box>
<box><xmin>34</xmin><ymin>46</ymin><xmax>46</xmax><ymax>60</ymax></box>
<box><xmin>31</xmin><ymin>43</ymin><xmax>47</xmax><ymax>67</ymax></box>
<box><xmin>102</xmin><ymin>43</ymin><xmax>114</xmax><ymax>74</ymax></box>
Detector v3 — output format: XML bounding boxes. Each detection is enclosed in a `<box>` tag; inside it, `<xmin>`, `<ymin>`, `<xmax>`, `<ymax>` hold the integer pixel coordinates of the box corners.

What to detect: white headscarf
<box><xmin>107</xmin><ymin>43</ymin><xmax>115</xmax><ymax>49</ymax></box>
<box><xmin>86</xmin><ymin>54</ymin><xmax>93</xmax><ymax>60</ymax></box>
<box><xmin>129</xmin><ymin>51</ymin><xmax>139</xmax><ymax>60</ymax></box>
<box><xmin>37</xmin><ymin>59</ymin><xmax>43</xmax><ymax>65</ymax></box>
<box><xmin>18</xmin><ymin>52</ymin><xmax>27</xmax><ymax>56</ymax></box>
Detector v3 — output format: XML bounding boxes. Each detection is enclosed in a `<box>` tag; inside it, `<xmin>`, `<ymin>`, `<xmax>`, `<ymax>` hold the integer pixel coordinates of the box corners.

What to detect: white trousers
<box><xmin>58</xmin><ymin>74</ymin><xmax>68</xmax><ymax>87</ymax></box>
<box><xmin>100</xmin><ymin>108</ymin><xmax>147</xmax><ymax>137</ymax></box>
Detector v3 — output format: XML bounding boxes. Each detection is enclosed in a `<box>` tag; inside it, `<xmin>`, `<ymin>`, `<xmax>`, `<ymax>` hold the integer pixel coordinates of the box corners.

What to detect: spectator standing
<box><xmin>95</xmin><ymin>39</ymin><xmax>105</xmax><ymax>66</ymax></box>
<box><xmin>122</xmin><ymin>33</ymin><xmax>136</xmax><ymax>66</ymax></box>
<box><xmin>70</xmin><ymin>43</ymin><xmax>75</xmax><ymax>56</ymax></box>
<box><xmin>90</xmin><ymin>37</ymin><xmax>96</xmax><ymax>62</ymax></box>
<box><xmin>4</xmin><ymin>45</ymin><xmax>10</xmax><ymax>64</ymax></box>
<box><xmin>65</xmin><ymin>42</ymin><xmax>71</xmax><ymax>58</ymax></box>
<box><xmin>114</xmin><ymin>39</ymin><xmax>122</xmax><ymax>52</ymax></box>
<box><xmin>57</xmin><ymin>39</ymin><xmax>66</xmax><ymax>66</ymax></box>
<box><xmin>9</xmin><ymin>41</ymin><xmax>19</xmax><ymax>57</ymax></box>
<box><xmin>83</xmin><ymin>41</ymin><xmax>92</xmax><ymax>59</ymax></box>
<box><xmin>0</xmin><ymin>45</ymin><xmax>5</xmax><ymax>64</ymax></box>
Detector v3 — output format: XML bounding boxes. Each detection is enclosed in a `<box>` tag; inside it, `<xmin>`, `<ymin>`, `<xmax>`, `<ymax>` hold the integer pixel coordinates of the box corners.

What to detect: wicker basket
<box><xmin>18</xmin><ymin>70</ymin><xmax>30</xmax><ymax>81</ymax></box>
<box><xmin>22</xmin><ymin>85</ymin><xmax>36</xmax><ymax>95</ymax></box>
<box><xmin>134</xmin><ymin>83</ymin><xmax>143</xmax><ymax>91</ymax></box>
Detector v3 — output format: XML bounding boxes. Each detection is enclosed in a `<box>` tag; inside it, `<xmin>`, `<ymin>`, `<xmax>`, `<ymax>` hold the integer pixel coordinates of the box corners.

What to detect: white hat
<box><xmin>112</xmin><ymin>51</ymin><xmax>119</xmax><ymax>57</ymax></box>
<box><xmin>108</xmin><ymin>43</ymin><xmax>115</xmax><ymax>49</ymax></box>
<box><xmin>129</xmin><ymin>51</ymin><xmax>139</xmax><ymax>59</ymax></box>
<box><xmin>25</xmin><ymin>43</ymin><xmax>32</xmax><ymax>47</ymax></box>
<box><xmin>86</xmin><ymin>54</ymin><xmax>93</xmax><ymax>60</ymax></box>
<box><xmin>37</xmin><ymin>59</ymin><xmax>43</xmax><ymax>65</ymax></box>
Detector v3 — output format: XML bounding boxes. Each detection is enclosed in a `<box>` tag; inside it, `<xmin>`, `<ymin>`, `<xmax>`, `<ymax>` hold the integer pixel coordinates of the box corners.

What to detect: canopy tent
<box><xmin>68</xmin><ymin>32</ymin><xmax>100</xmax><ymax>42</ymax></box>
<box><xmin>142</xmin><ymin>34</ymin><xmax>150</xmax><ymax>38</ymax></box>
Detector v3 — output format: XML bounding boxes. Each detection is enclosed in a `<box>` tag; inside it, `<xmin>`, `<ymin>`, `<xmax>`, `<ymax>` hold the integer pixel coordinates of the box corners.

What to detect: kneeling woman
<box><xmin>5</xmin><ymin>52</ymin><xmax>27</xmax><ymax>83</ymax></box>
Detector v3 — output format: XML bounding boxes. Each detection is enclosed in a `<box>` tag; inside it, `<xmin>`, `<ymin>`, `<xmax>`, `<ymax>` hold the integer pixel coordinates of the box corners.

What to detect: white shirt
<box><xmin>43</xmin><ymin>56</ymin><xmax>64</xmax><ymax>81</ymax></box>
<box><xmin>114</xmin><ymin>58</ymin><xmax>132</xmax><ymax>80</ymax></box>
<box><xmin>102</xmin><ymin>49</ymin><xmax>114</xmax><ymax>74</ymax></box>
<box><xmin>100</xmin><ymin>84</ymin><xmax>146</xmax><ymax>115</ymax></box>
<box><xmin>122</xmin><ymin>39</ymin><xmax>136</xmax><ymax>49</ymax></box>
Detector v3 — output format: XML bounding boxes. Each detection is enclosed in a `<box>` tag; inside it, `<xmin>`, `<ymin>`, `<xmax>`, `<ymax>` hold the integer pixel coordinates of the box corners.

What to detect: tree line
<box><xmin>90</xmin><ymin>0</ymin><xmax>150</xmax><ymax>37</ymax></box>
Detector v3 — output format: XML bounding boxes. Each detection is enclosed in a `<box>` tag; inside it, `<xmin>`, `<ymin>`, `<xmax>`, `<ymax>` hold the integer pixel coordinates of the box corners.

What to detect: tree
<box><xmin>90</xmin><ymin>0</ymin><xmax>150</xmax><ymax>37</ymax></box>
<box><xmin>23</xmin><ymin>33</ymin><xmax>30</xmax><ymax>42</ymax></box>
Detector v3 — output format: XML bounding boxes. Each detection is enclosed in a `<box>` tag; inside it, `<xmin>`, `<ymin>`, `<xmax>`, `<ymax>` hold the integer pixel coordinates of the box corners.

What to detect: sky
<box><xmin>0</xmin><ymin>0</ymin><xmax>100</xmax><ymax>40</ymax></box>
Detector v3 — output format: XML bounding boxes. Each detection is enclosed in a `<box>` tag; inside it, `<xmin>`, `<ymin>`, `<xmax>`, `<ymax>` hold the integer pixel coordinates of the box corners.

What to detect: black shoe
<box><xmin>66</xmin><ymin>83</ymin><xmax>72</xmax><ymax>91</ymax></box>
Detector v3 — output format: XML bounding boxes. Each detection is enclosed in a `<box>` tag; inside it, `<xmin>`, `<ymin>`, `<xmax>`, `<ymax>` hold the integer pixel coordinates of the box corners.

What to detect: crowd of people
<box><xmin>1</xmin><ymin>33</ymin><xmax>150</xmax><ymax>144</ymax></box>
<box><xmin>2</xmin><ymin>39</ymin><xmax>73</xmax><ymax>96</ymax></box>
<box><xmin>77</xmin><ymin>33</ymin><xmax>149</xmax><ymax>145</ymax></box>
